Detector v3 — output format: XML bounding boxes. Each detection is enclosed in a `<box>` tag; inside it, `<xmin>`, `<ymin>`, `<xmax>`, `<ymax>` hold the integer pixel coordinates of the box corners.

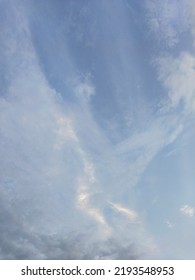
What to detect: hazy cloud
<box><xmin>165</xmin><ymin>220</ymin><xmax>175</xmax><ymax>229</ymax></box>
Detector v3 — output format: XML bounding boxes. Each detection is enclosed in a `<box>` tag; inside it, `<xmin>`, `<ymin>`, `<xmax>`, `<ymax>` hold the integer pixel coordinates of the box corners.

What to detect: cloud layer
<box><xmin>1</xmin><ymin>0</ymin><xmax>195</xmax><ymax>259</ymax></box>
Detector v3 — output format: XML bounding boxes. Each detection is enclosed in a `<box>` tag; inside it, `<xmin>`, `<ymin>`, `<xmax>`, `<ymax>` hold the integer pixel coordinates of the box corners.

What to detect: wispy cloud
<box><xmin>108</xmin><ymin>201</ymin><xmax>139</xmax><ymax>221</ymax></box>
<box><xmin>74</xmin><ymin>78</ymin><xmax>95</xmax><ymax>103</ymax></box>
<box><xmin>146</xmin><ymin>0</ymin><xmax>190</xmax><ymax>47</ymax></box>
<box><xmin>156</xmin><ymin>52</ymin><xmax>195</xmax><ymax>113</ymax></box>
<box><xmin>165</xmin><ymin>220</ymin><xmax>175</xmax><ymax>229</ymax></box>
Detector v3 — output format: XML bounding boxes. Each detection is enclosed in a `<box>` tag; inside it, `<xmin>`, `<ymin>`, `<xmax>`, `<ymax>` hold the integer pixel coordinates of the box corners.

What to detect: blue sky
<box><xmin>1</xmin><ymin>0</ymin><xmax>195</xmax><ymax>259</ymax></box>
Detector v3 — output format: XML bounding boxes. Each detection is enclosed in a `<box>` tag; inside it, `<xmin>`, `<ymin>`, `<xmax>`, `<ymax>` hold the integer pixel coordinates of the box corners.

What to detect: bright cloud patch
<box><xmin>180</xmin><ymin>205</ymin><xmax>195</xmax><ymax>217</ymax></box>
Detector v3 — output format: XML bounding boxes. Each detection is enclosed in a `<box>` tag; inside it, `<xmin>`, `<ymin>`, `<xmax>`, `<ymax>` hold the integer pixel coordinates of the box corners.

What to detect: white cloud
<box><xmin>151</xmin><ymin>0</ymin><xmax>195</xmax><ymax>115</ymax></box>
<box><xmin>180</xmin><ymin>205</ymin><xmax>195</xmax><ymax>217</ymax></box>
<box><xmin>156</xmin><ymin>52</ymin><xmax>195</xmax><ymax>112</ymax></box>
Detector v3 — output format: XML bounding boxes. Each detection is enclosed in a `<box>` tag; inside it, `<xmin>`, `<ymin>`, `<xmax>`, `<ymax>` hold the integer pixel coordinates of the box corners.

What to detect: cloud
<box><xmin>186</xmin><ymin>0</ymin><xmax>195</xmax><ymax>39</ymax></box>
<box><xmin>0</xmin><ymin>0</ymin><xmax>190</xmax><ymax>260</ymax></box>
<box><xmin>0</xmin><ymin>0</ymin><xmax>158</xmax><ymax>259</ymax></box>
<box><xmin>149</xmin><ymin>0</ymin><xmax>195</xmax><ymax>115</ymax></box>
<box><xmin>180</xmin><ymin>205</ymin><xmax>195</xmax><ymax>217</ymax></box>
<box><xmin>165</xmin><ymin>220</ymin><xmax>175</xmax><ymax>229</ymax></box>
<box><xmin>74</xmin><ymin>79</ymin><xmax>95</xmax><ymax>103</ymax></box>
<box><xmin>156</xmin><ymin>52</ymin><xmax>195</xmax><ymax>113</ymax></box>
<box><xmin>146</xmin><ymin>0</ymin><xmax>190</xmax><ymax>47</ymax></box>
<box><xmin>108</xmin><ymin>201</ymin><xmax>138</xmax><ymax>221</ymax></box>
<box><xmin>0</xmin><ymin>198</ymin><xmax>140</xmax><ymax>260</ymax></box>
<box><xmin>111</xmin><ymin>116</ymin><xmax>183</xmax><ymax>197</ymax></box>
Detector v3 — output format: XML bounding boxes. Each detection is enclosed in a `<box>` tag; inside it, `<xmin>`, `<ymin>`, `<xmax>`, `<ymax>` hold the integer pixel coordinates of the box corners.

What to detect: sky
<box><xmin>0</xmin><ymin>0</ymin><xmax>195</xmax><ymax>260</ymax></box>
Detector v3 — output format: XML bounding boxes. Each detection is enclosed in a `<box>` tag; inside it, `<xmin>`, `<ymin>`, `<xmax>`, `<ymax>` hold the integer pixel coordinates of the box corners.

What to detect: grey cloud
<box><xmin>0</xmin><ymin>200</ymin><xmax>140</xmax><ymax>260</ymax></box>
